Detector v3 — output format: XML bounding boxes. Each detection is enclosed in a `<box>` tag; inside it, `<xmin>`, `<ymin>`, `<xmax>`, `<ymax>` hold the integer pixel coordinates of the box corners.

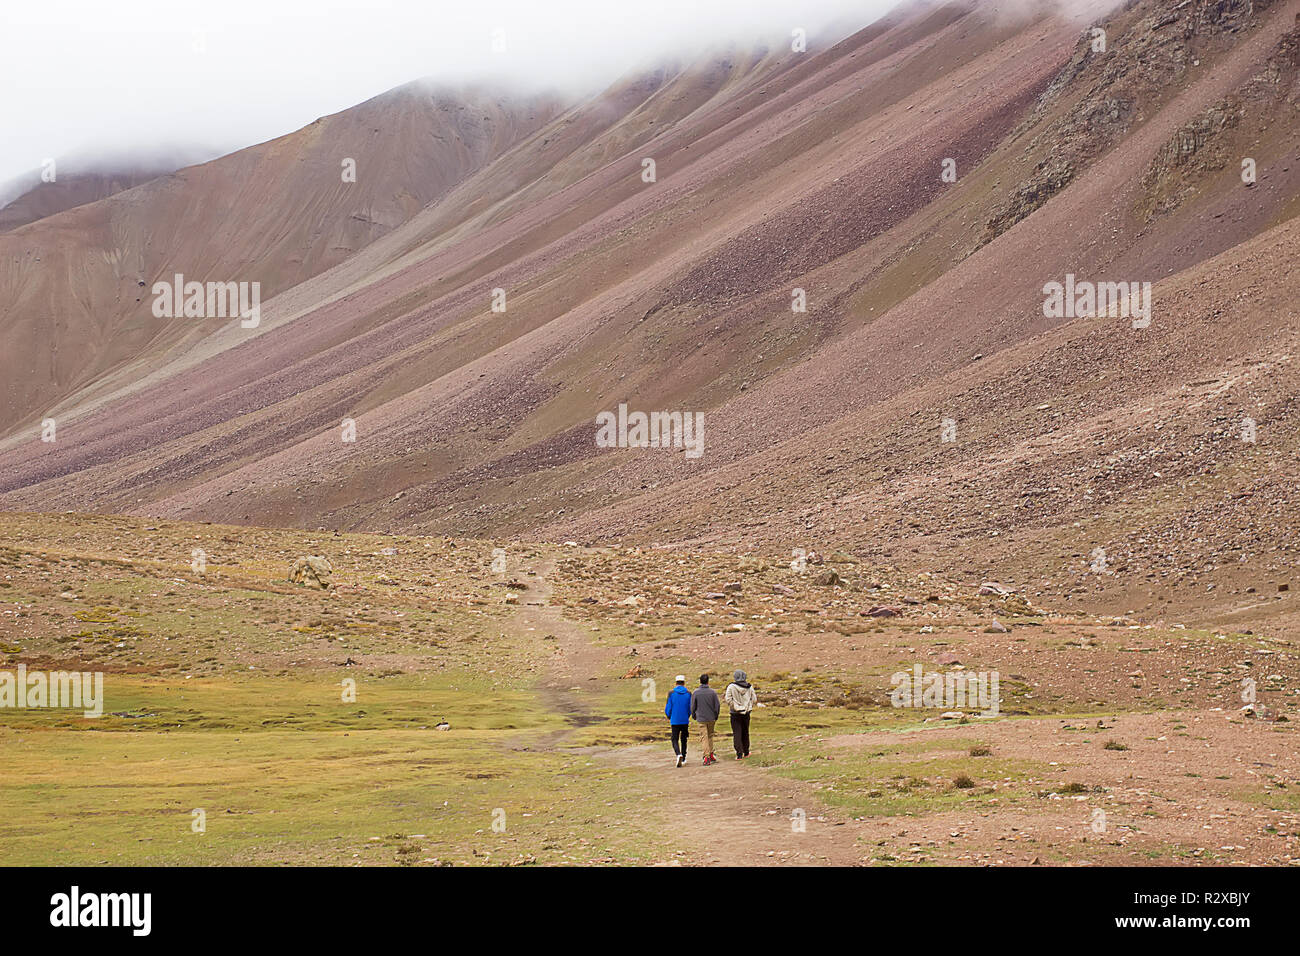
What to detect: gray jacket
<box><xmin>690</xmin><ymin>685</ymin><xmax>720</xmax><ymax>722</ymax></box>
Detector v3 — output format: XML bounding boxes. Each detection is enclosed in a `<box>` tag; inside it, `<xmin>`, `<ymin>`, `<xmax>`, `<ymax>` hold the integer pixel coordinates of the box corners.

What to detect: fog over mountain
<box><xmin>2</xmin><ymin>0</ymin><xmax>911</xmax><ymax>184</ymax></box>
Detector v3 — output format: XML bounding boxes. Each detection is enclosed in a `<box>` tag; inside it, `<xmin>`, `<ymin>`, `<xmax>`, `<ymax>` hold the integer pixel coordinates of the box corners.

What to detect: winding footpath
<box><xmin>508</xmin><ymin>552</ymin><xmax>869</xmax><ymax>865</ymax></box>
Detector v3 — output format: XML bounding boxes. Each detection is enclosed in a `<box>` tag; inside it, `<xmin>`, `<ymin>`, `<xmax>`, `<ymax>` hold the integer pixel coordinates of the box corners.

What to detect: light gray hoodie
<box><xmin>724</xmin><ymin>680</ymin><xmax>757</xmax><ymax>714</ymax></box>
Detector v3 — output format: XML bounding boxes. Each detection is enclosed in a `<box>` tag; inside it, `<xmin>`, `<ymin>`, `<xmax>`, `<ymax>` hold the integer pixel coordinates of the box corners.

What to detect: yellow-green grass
<box><xmin>755</xmin><ymin>734</ymin><xmax>1055</xmax><ymax>818</ymax></box>
<box><xmin>0</xmin><ymin>675</ymin><xmax>662</xmax><ymax>865</ymax></box>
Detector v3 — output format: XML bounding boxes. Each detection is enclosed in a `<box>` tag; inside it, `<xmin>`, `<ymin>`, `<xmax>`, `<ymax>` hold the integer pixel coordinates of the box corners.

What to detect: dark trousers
<box><xmin>730</xmin><ymin>712</ymin><xmax>751</xmax><ymax>757</ymax></box>
<box><xmin>671</xmin><ymin>724</ymin><xmax>689</xmax><ymax>756</ymax></box>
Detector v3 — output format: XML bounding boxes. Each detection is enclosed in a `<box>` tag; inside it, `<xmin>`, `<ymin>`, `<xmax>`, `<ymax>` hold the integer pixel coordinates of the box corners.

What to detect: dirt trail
<box><xmin>510</xmin><ymin>553</ymin><xmax>613</xmax><ymax>748</ymax></box>
<box><xmin>599</xmin><ymin>744</ymin><xmax>870</xmax><ymax>865</ymax></box>
<box><xmin>510</xmin><ymin>551</ymin><xmax>870</xmax><ymax>865</ymax></box>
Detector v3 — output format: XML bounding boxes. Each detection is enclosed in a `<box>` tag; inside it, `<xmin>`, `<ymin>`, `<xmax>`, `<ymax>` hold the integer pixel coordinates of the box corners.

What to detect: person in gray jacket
<box><xmin>690</xmin><ymin>674</ymin><xmax>721</xmax><ymax>765</ymax></box>
<box><xmin>724</xmin><ymin>670</ymin><xmax>758</xmax><ymax>759</ymax></box>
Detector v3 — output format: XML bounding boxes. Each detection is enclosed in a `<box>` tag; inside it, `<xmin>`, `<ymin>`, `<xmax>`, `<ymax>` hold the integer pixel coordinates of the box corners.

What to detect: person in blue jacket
<box><xmin>664</xmin><ymin>675</ymin><xmax>692</xmax><ymax>767</ymax></box>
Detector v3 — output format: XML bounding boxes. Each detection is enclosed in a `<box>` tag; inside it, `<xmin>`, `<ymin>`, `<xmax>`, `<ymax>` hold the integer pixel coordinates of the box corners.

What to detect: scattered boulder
<box><xmin>979</xmin><ymin>582</ymin><xmax>1013</xmax><ymax>596</ymax></box>
<box><xmin>812</xmin><ymin>570</ymin><xmax>840</xmax><ymax>586</ymax></box>
<box><xmin>722</xmin><ymin>582</ymin><xmax>743</xmax><ymax>593</ymax></box>
<box><xmin>864</xmin><ymin>605</ymin><xmax>903</xmax><ymax>618</ymax></box>
<box><xmin>984</xmin><ymin>620</ymin><xmax>1010</xmax><ymax>633</ymax></box>
<box><xmin>772</xmin><ymin>584</ymin><xmax>795</xmax><ymax>596</ymax></box>
<box><xmin>936</xmin><ymin>652</ymin><xmax>962</xmax><ymax>665</ymax></box>
<box><xmin>289</xmin><ymin>556</ymin><xmax>333</xmax><ymax>589</ymax></box>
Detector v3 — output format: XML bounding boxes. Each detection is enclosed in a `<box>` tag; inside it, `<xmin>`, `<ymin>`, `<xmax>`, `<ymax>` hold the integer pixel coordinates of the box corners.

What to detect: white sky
<box><xmin>0</xmin><ymin>0</ymin><xmax>900</xmax><ymax>188</ymax></box>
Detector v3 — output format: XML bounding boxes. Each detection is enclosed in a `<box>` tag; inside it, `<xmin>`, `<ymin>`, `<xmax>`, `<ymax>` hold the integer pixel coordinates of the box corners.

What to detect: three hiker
<box><xmin>664</xmin><ymin>671</ymin><xmax>757</xmax><ymax>766</ymax></box>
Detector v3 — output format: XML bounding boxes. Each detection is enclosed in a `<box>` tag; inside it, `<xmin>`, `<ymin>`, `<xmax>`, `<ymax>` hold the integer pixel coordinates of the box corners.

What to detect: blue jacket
<box><xmin>664</xmin><ymin>685</ymin><xmax>692</xmax><ymax>724</ymax></box>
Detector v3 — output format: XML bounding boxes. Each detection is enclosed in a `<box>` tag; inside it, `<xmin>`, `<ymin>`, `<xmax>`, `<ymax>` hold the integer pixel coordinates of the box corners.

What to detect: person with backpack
<box><xmin>690</xmin><ymin>674</ymin><xmax>721</xmax><ymax>765</ymax></box>
<box><xmin>664</xmin><ymin>674</ymin><xmax>693</xmax><ymax>767</ymax></box>
<box><xmin>724</xmin><ymin>670</ymin><xmax>758</xmax><ymax>759</ymax></box>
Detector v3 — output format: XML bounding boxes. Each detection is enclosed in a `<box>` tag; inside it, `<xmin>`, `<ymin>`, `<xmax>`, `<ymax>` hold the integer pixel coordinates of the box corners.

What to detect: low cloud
<box><xmin>0</xmin><ymin>0</ymin><xmax>904</xmax><ymax>185</ymax></box>
<box><xmin>1</xmin><ymin>0</ymin><xmax>1124</xmax><ymax>187</ymax></box>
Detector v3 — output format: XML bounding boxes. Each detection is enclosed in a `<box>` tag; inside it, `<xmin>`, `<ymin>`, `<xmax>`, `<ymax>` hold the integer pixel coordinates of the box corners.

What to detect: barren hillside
<box><xmin>2</xmin><ymin>0</ymin><xmax>1297</xmax><ymax>635</ymax></box>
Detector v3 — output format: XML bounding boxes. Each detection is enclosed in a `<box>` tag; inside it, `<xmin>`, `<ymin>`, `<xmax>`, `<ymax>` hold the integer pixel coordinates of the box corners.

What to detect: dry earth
<box><xmin>1</xmin><ymin>513</ymin><xmax>1294</xmax><ymax>866</ymax></box>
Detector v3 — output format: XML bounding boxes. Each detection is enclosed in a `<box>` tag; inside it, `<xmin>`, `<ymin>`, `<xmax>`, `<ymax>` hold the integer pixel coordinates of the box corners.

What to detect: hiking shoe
<box><xmin>676</xmin><ymin>754</ymin><xmax>685</xmax><ymax>767</ymax></box>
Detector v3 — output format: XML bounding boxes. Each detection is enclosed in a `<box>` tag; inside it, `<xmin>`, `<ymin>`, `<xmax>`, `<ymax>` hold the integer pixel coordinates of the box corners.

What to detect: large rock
<box><xmin>864</xmin><ymin>604</ymin><xmax>903</xmax><ymax>618</ymax></box>
<box><xmin>289</xmin><ymin>555</ymin><xmax>333</xmax><ymax>589</ymax></box>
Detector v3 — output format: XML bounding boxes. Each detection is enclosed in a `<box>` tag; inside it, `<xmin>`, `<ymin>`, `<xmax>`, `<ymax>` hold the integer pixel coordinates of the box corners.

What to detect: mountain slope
<box><xmin>0</xmin><ymin>83</ymin><xmax>567</xmax><ymax>432</ymax></box>
<box><xmin>2</xmin><ymin>0</ymin><xmax>1298</xmax><ymax>633</ymax></box>
<box><xmin>0</xmin><ymin>166</ymin><xmax>177</xmax><ymax>232</ymax></box>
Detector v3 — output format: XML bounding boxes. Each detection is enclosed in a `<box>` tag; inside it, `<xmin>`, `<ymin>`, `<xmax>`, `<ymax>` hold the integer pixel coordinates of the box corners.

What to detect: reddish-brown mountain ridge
<box><xmin>2</xmin><ymin>0</ymin><xmax>1298</xmax><ymax>632</ymax></box>
<box><xmin>0</xmin><ymin>167</ymin><xmax>173</xmax><ymax>233</ymax></box>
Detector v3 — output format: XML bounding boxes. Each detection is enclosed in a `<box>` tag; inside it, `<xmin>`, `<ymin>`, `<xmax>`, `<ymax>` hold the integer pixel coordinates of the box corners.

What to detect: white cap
<box><xmin>674</xmin><ymin>674</ymin><xmax>686</xmax><ymax>683</ymax></box>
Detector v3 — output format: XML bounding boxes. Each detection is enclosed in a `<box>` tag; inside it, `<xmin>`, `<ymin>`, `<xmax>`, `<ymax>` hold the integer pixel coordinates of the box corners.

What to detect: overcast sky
<box><xmin>0</xmin><ymin>0</ymin><xmax>904</xmax><ymax>189</ymax></box>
